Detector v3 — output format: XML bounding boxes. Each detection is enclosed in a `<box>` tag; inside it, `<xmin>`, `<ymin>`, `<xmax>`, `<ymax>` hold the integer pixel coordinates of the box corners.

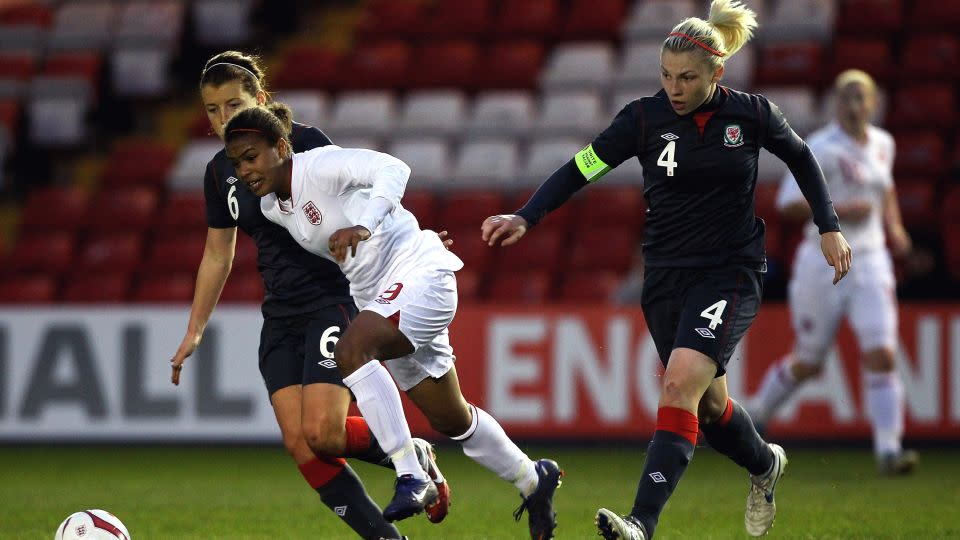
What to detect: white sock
<box><xmin>865</xmin><ymin>371</ymin><xmax>904</xmax><ymax>457</ymax></box>
<box><xmin>451</xmin><ymin>404</ymin><xmax>539</xmax><ymax>496</ymax></box>
<box><xmin>342</xmin><ymin>360</ymin><xmax>425</xmax><ymax>480</ymax></box>
<box><xmin>751</xmin><ymin>355</ymin><xmax>801</xmax><ymax>425</ymax></box>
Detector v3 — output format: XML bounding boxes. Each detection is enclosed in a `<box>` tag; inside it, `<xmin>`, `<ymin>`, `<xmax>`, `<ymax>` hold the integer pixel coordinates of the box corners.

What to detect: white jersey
<box><xmin>260</xmin><ymin>146</ymin><xmax>463</xmax><ymax>307</ymax></box>
<box><xmin>776</xmin><ymin>122</ymin><xmax>894</xmax><ymax>253</ymax></box>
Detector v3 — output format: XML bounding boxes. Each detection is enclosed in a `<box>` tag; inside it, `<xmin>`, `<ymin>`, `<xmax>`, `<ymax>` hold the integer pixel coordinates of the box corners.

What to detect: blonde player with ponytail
<box><xmin>483</xmin><ymin>1</ymin><xmax>851</xmax><ymax>538</ymax></box>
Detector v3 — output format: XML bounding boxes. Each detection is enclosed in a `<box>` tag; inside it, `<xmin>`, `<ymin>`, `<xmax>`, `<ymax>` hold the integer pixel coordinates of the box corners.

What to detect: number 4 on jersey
<box><xmin>658</xmin><ymin>140</ymin><xmax>677</xmax><ymax>177</ymax></box>
<box><xmin>700</xmin><ymin>300</ymin><xmax>727</xmax><ymax>330</ymax></box>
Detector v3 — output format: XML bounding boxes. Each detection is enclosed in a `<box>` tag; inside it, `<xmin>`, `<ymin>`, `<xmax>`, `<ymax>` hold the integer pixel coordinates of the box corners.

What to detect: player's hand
<box><xmin>437</xmin><ymin>230</ymin><xmax>453</xmax><ymax>250</ymax></box>
<box><xmin>888</xmin><ymin>224</ymin><xmax>912</xmax><ymax>257</ymax></box>
<box><xmin>834</xmin><ymin>200</ymin><xmax>872</xmax><ymax>222</ymax></box>
<box><xmin>821</xmin><ymin>231</ymin><xmax>852</xmax><ymax>285</ymax></box>
<box><xmin>481</xmin><ymin>214</ymin><xmax>529</xmax><ymax>247</ymax></box>
<box><xmin>328</xmin><ymin>226</ymin><xmax>371</xmax><ymax>262</ymax></box>
<box><xmin>171</xmin><ymin>332</ymin><xmax>201</xmax><ymax>385</ymax></box>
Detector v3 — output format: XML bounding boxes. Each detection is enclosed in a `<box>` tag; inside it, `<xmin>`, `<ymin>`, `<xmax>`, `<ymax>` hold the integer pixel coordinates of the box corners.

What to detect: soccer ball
<box><xmin>54</xmin><ymin>509</ymin><xmax>131</xmax><ymax>540</ymax></box>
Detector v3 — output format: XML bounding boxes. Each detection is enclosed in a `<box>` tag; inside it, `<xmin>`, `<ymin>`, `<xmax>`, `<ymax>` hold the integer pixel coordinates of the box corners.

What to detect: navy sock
<box><xmin>701</xmin><ymin>398</ymin><xmax>774</xmax><ymax>476</ymax></box>
<box><xmin>630</xmin><ymin>407</ymin><xmax>698</xmax><ymax>538</ymax></box>
<box><xmin>317</xmin><ymin>465</ymin><xmax>401</xmax><ymax>540</ymax></box>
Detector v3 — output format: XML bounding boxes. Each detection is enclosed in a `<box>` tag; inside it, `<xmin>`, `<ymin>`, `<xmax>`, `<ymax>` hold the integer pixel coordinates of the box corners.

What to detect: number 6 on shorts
<box><xmin>700</xmin><ymin>300</ymin><xmax>727</xmax><ymax>330</ymax></box>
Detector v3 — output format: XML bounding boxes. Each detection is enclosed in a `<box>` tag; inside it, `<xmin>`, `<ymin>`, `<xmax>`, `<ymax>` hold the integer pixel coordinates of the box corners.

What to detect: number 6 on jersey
<box><xmin>658</xmin><ymin>140</ymin><xmax>677</xmax><ymax>177</ymax></box>
<box><xmin>700</xmin><ymin>300</ymin><xmax>727</xmax><ymax>330</ymax></box>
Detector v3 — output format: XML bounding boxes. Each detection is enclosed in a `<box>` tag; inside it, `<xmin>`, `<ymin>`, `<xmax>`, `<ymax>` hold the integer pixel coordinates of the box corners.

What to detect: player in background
<box><xmin>168</xmin><ymin>51</ymin><xmax>448</xmax><ymax>540</ymax></box>
<box><xmin>748</xmin><ymin>69</ymin><xmax>918</xmax><ymax>475</ymax></box>
<box><xmin>223</xmin><ymin>104</ymin><xmax>564</xmax><ymax>540</ymax></box>
<box><xmin>481</xmin><ymin>1</ymin><xmax>851</xmax><ymax>538</ymax></box>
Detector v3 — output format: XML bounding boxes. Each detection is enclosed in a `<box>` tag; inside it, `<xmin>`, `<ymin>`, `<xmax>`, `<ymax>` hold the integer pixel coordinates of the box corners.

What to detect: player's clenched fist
<box><xmin>328</xmin><ymin>225</ymin><xmax>371</xmax><ymax>262</ymax></box>
<box><xmin>481</xmin><ymin>214</ymin><xmax>529</xmax><ymax>247</ymax></box>
<box><xmin>821</xmin><ymin>230</ymin><xmax>853</xmax><ymax>285</ymax></box>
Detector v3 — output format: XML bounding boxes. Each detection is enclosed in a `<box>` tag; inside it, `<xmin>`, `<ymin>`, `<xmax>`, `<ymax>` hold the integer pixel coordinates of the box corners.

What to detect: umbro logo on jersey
<box><xmin>661</xmin><ymin>132</ymin><xmax>679</xmax><ymax>141</ymax></box>
<box><xmin>303</xmin><ymin>201</ymin><xmax>322</xmax><ymax>225</ymax></box>
<box><xmin>227</xmin><ymin>176</ymin><xmax>238</xmax><ymax>184</ymax></box>
<box><xmin>318</xmin><ymin>359</ymin><xmax>337</xmax><ymax>369</ymax></box>
<box><xmin>723</xmin><ymin>124</ymin><xmax>744</xmax><ymax>147</ymax></box>
<box><xmin>695</xmin><ymin>328</ymin><xmax>716</xmax><ymax>339</ymax></box>
<box><xmin>649</xmin><ymin>472</ymin><xmax>667</xmax><ymax>483</ymax></box>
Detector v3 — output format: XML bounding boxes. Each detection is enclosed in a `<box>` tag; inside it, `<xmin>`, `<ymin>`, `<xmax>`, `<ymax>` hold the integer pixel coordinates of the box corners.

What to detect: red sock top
<box><xmin>655</xmin><ymin>406</ymin><xmax>700</xmax><ymax>445</ymax></box>
<box><xmin>344</xmin><ymin>416</ymin><xmax>371</xmax><ymax>455</ymax></box>
<box><xmin>717</xmin><ymin>398</ymin><xmax>735</xmax><ymax>427</ymax></box>
<box><xmin>297</xmin><ymin>455</ymin><xmax>345</xmax><ymax>489</ymax></box>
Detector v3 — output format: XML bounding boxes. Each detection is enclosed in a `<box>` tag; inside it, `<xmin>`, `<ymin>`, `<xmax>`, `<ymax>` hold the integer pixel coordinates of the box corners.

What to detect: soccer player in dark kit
<box><xmin>168</xmin><ymin>51</ymin><xmax>448</xmax><ymax>540</ymax></box>
<box><xmin>481</xmin><ymin>1</ymin><xmax>852</xmax><ymax>538</ymax></box>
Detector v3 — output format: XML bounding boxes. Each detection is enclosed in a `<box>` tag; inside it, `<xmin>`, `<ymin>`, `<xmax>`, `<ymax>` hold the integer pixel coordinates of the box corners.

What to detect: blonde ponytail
<box><xmin>663</xmin><ymin>0</ymin><xmax>758</xmax><ymax>70</ymax></box>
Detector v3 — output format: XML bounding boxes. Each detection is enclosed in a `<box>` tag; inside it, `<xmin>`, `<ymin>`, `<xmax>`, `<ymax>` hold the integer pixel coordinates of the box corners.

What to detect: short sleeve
<box><xmin>204</xmin><ymin>160</ymin><xmax>235</xmax><ymax>228</ymax></box>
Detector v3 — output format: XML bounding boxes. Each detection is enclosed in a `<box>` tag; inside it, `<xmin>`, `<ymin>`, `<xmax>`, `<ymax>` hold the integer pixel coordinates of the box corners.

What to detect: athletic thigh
<box><xmin>301</xmin><ymin>382</ymin><xmax>353</xmax><ymax>434</ymax></box>
<box><xmin>788</xmin><ymin>244</ymin><xmax>845</xmax><ymax>364</ymax></box>
<box><xmin>848</xmin><ymin>252</ymin><xmax>899</xmax><ymax>353</ymax></box>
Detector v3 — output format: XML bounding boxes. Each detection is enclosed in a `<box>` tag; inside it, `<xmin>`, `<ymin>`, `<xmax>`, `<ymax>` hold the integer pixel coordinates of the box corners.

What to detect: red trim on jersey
<box><xmin>84</xmin><ymin>511</ymin><xmax>129</xmax><ymax>540</ymax></box>
<box><xmin>655</xmin><ymin>406</ymin><xmax>699</xmax><ymax>445</ymax></box>
<box><xmin>297</xmin><ymin>455</ymin><xmax>346</xmax><ymax>489</ymax></box>
<box><xmin>717</xmin><ymin>398</ymin><xmax>735</xmax><ymax>426</ymax></box>
<box><xmin>668</xmin><ymin>32</ymin><xmax>725</xmax><ymax>57</ymax></box>
<box><xmin>344</xmin><ymin>416</ymin><xmax>372</xmax><ymax>454</ymax></box>
<box><xmin>693</xmin><ymin>111</ymin><xmax>715</xmax><ymax>137</ymax></box>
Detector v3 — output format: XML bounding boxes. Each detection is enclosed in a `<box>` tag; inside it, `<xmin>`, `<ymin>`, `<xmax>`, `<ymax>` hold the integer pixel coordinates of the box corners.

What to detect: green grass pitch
<box><xmin>3</xmin><ymin>445</ymin><xmax>958</xmax><ymax>539</ymax></box>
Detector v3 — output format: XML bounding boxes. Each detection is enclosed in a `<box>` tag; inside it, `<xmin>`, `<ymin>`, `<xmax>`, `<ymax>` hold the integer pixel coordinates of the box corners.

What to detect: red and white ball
<box><xmin>54</xmin><ymin>509</ymin><xmax>131</xmax><ymax>540</ymax></box>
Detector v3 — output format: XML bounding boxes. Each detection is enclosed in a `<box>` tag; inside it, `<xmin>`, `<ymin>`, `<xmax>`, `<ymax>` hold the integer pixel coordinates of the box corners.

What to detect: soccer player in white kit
<box><xmin>748</xmin><ymin>70</ymin><xmax>917</xmax><ymax>474</ymax></box>
<box><xmin>222</xmin><ymin>104</ymin><xmax>564</xmax><ymax>539</ymax></box>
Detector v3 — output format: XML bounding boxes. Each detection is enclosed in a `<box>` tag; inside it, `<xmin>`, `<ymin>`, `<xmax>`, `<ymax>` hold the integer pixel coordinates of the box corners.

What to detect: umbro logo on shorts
<box><xmin>661</xmin><ymin>132</ymin><xmax>679</xmax><ymax>141</ymax></box>
<box><xmin>317</xmin><ymin>359</ymin><xmax>337</xmax><ymax>369</ymax></box>
<box><xmin>227</xmin><ymin>176</ymin><xmax>238</xmax><ymax>184</ymax></box>
<box><xmin>695</xmin><ymin>328</ymin><xmax>716</xmax><ymax>339</ymax></box>
<box><xmin>649</xmin><ymin>472</ymin><xmax>667</xmax><ymax>483</ymax></box>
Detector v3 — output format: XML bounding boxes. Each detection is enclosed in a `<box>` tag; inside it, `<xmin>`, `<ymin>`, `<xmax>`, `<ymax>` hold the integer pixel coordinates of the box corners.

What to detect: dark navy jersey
<box><xmin>518</xmin><ymin>86</ymin><xmax>839</xmax><ymax>271</ymax></box>
<box><xmin>204</xmin><ymin>122</ymin><xmax>352</xmax><ymax>318</ymax></box>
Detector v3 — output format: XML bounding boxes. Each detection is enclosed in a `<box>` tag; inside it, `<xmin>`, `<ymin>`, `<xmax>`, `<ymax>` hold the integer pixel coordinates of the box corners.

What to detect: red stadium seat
<box><xmin>476</xmin><ymin>41</ymin><xmax>545</xmax><ymax>90</ymax></box>
<box><xmin>100</xmin><ymin>137</ymin><xmax>177</xmax><ymax>188</ymax></box>
<box><xmin>423</xmin><ymin>0</ymin><xmax>492</xmax><ymax>39</ymax></box>
<box><xmin>0</xmin><ymin>52</ymin><xmax>37</xmax><ymax>80</ymax></box>
<box><xmin>132</xmin><ymin>273</ymin><xmax>195</xmax><ymax>303</ymax></box>
<box><xmin>402</xmin><ymin>189</ymin><xmax>437</xmax><ymax>231</ymax></box>
<box><xmin>508</xmin><ymin>189</ymin><xmax>573</xmax><ymax>236</ymax></box>
<box><xmin>19</xmin><ymin>185</ymin><xmax>90</xmax><ymax>232</ymax></box>
<box><xmin>493</xmin><ymin>0</ymin><xmax>558</xmax><ymax>39</ymax></box>
<box><xmin>0</xmin><ymin>4</ymin><xmax>54</xmax><ymax>26</ymax></box>
<box><xmin>0</xmin><ymin>100</ymin><xmax>19</xmax><ymax>138</ymax></box>
<box><xmin>219</xmin><ymin>270</ymin><xmax>264</xmax><ymax>303</ymax></box>
<box><xmin>62</xmin><ymin>272</ymin><xmax>131</xmax><ymax>303</ymax></box>
<box><xmin>42</xmin><ymin>52</ymin><xmax>102</xmax><ymax>95</ymax></box>
<box><xmin>899</xmin><ymin>35</ymin><xmax>959</xmax><ymax>80</ymax></box>
<box><xmin>559</xmin><ymin>0</ymin><xmax>626</xmax><ymax>41</ymax></box>
<box><xmin>499</xmin><ymin>228</ymin><xmax>563</xmax><ymax>272</ymax></box>
<box><xmin>0</xmin><ymin>275</ymin><xmax>57</xmax><ymax>304</ymax></box>
<box><xmin>835</xmin><ymin>0</ymin><xmax>903</xmax><ymax>35</ymax></box>
<box><xmin>409</xmin><ymin>41</ymin><xmax>479</xmax><ymax>89</ymax></box>
<box><xmin>887</xmin><ymin>85</ymin><xmax>955</xmax><ymax>130</ymax></box>
<box><xmin>438</xmin><ymin>190</ymin><xmax>504</xmax><ymax>230</ymax></box>
<box><xmin>85</xmin><ymin>186</ymin><xmax>159</xmax><ymax>232</ymax></box>
<box><xmin>895</xmin><ymin>181</ymin><xmax>937</xmax><ymax>230</ymax></box>
<box><xmin>144</xmin><ymin>231</ymin><xmax>206</xmax><ymax>273</ymax></box>
<box><xmin>569</xmin><ymin>226</ymin><xmax>636</xmax><ymax>273</ymax></box>
<box><xmin>908</xmin><ymin>0</ymin><xmax>960</xmax><ymax>31</ymax></box>
<box><xmin>755</xmin><ymin>42</ymin><xmax>825</xmax><ymax>87</ymax></box>
<box><xmin>829</xmin><ymin>39</ymin><xmax>892</xmax><ymax>81</ymax></box>
<box><xmin>487</xmin><ymin>270</ymin><xmax>552</xmax><ymax>304</ymax></box>
<box><xmin>77</xmin><ymin>231</ymin><xmax>143</xmax><ymax>273</ymax></box>
<box><xmin>578</xmin><ymin>186</ymin><xmax>645</xmax><ymax>229</ymax></box>
<box><xmin>273</xmin><ymin>46</ymin><xmax>342</xmax><ymax>90</ymax></box>
<box><xmin>233</xmin><ymin>233</ymin><xmax>258</xmax><ymax>274</ymax></box>
<box><xmin>560</xmin><ymin>271</ymin><xmax>622</xmax><ymax>303</ymax></box>
<box><xmin>340</xmin><ymin>41</ymin><xmax>411</xmax><ymax>90</ymax></box>
<box><xmin>6</xmin><ymin>231</ymin><xmax>75</xmax><ymax>274</ymax></box>
<box><xmin>448</xmin><ymin>226</ymin><xmax>493</xmax><ymax>274</ymax></box>
<box><xmin>355</xmin><ymin>0</ymin><xmax>425</xmax><ymax>40</ymax></box>
<box><xmin>157</xmin><ymin>191</ymin><xmax>208</xmax><ymax>232</ymax></box>
<box><xmin>892</xmin><ymin>132</ymin><xmax>946</xmax><ymax>177</ymax></box>
<box><xmin>454</xmin><ymin>268</ymin><xmax>483</xmax><ymax>303</ymax></box>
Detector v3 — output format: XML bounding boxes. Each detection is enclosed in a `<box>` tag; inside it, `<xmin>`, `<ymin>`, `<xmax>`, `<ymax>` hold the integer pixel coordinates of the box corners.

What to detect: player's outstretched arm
<box><xmin>171</xmin><ymin>226</ymin><xmax>237</xmax><ymax>385</ymax></box>
<box><xmin>821</xmin><ymin>231</ymin><xmax>852</xmax><ymax>285</ymax></box>
<box><xmin>481</xmin><ymin>214</ymin><xmax>529</xmax><ymax>246</ymax></box>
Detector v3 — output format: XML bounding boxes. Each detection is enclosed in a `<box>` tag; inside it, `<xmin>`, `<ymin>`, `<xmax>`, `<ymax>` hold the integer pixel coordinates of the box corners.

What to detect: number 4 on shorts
<box><xmin>700</xmin><ymin>300</ymin><xmax>727</xmax><ymax>330</ymax></box>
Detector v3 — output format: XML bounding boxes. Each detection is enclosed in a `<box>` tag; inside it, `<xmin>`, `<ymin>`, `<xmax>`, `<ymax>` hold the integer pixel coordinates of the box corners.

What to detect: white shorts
<box><xmin>361</xmin><ymin>265</ymin><xmax>458</xmax><ymax>391</ymax></box>
<box><xmin>788</xmin><ymin>242</ymin><xmax>898</xmax><ymax>364</ymax></box>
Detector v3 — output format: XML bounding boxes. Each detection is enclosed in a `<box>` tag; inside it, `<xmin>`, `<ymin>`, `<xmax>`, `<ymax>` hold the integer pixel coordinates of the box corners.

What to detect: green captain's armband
<box><xmin>574</xmin><ymin>144</ymin><xmax>611</xmax><ymax>182</ymax></box>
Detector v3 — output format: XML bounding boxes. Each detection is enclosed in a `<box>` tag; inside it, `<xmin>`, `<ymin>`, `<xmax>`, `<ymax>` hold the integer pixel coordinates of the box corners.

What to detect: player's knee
<box><xmin>863</xmin><ymin>347</ymin><xmax>895</xmax><ymax>372</ymax></box>
<box><xmin>427</xmin><ymin>404</ymin><xmax>472</xmax><ymax>437</ymax></box>
<box><xmin>302</xmin><ymin>420</ymin><xmax>346</xmax><ymax>457</ymax></box>
<box><xmin>660</xmin><ymin>378</ymin><xmax>700</xmax><ymax>409</ymax></box>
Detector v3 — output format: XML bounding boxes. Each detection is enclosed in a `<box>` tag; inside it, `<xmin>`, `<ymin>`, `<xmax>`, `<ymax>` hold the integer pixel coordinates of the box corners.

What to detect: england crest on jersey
<box><xmin>303</xmin><ymin>201</ymin><xmax>322</xmax><ymax>225</ymax></box>
<box><xmin>723</xmin><ymin>124</ymin><xmax>744</xmax><ymax>147</ymax></box>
